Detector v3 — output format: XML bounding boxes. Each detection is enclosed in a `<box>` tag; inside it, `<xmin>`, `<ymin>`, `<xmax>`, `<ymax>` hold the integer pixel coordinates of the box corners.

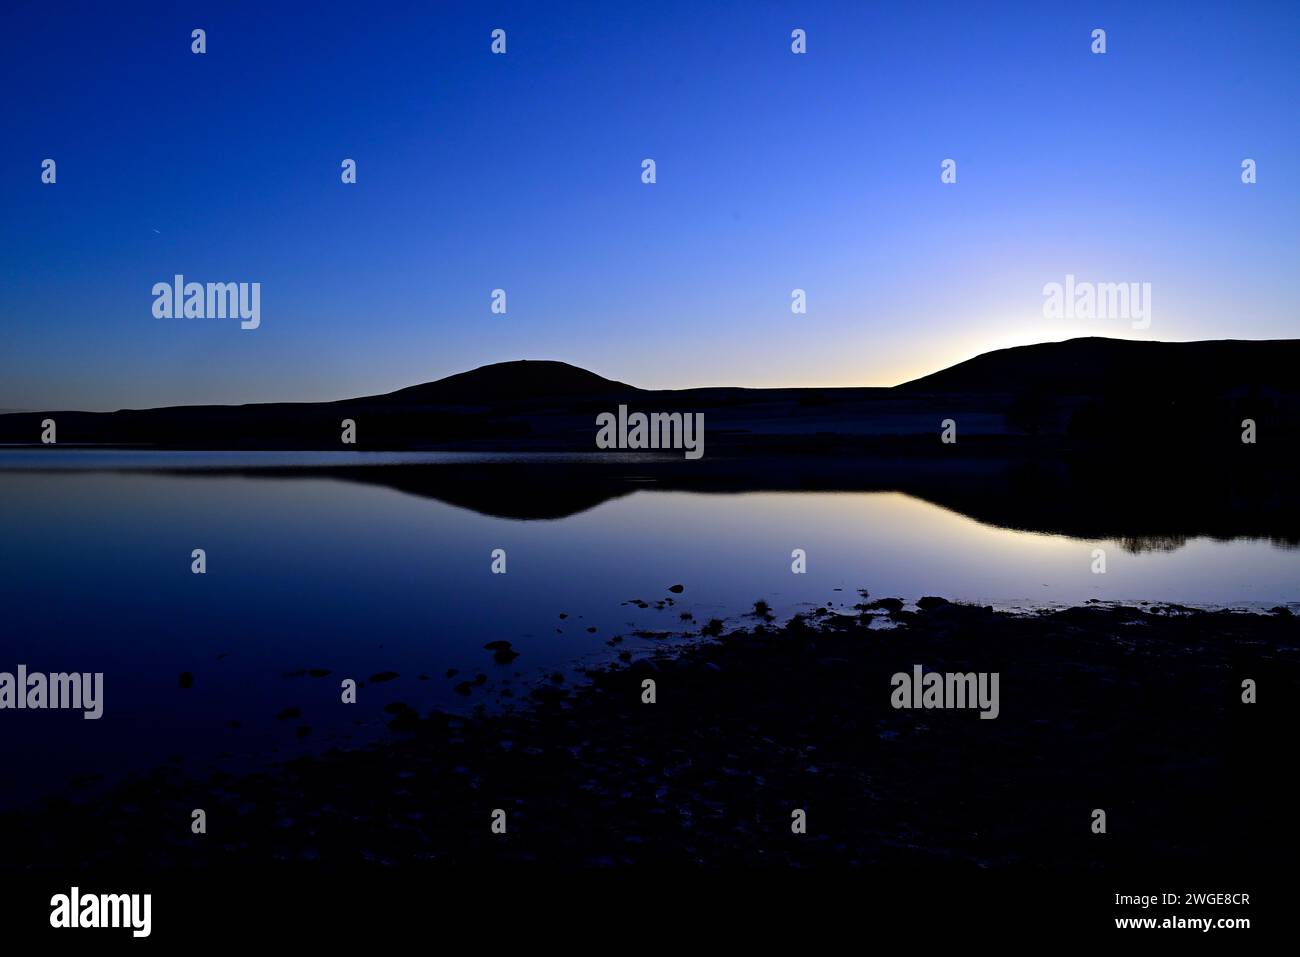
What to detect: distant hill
<box><xmin>896</xmin><ymin>337</ymin><xmax>1300</xmax><ymax>396</ymax></box>
<box><xmin>2</xmin><ymin>338</ymin><xmax>1297</xmax><ymax>451</ymax></box>
<box><xmin>359</xmin><ymin>360</ymin><xmax>637</xmax><ymax>404</ymax></box>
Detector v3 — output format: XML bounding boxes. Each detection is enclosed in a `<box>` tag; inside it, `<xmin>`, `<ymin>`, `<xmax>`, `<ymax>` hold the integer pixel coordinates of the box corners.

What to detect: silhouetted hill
<box><xmin>897</xmin><ymin>337</ymin><xmax>1300</xmax><ymax>396</ymax></box>
<box><xmin>360</xmin><ymin>360</ymin><xmax>637</xmax><ymax>404</ymax></box>
<box><xmin>2</xmin><ymin>338</ymin><xmax>1297</xmax><ymax>451</ymax></box>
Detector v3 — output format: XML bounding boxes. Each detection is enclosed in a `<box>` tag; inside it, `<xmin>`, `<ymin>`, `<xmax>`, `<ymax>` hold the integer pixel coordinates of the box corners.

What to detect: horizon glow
<box><xmin>1</xmin><ymin>0</ymin><xmax>1296</xmax><ymax>411</ymax></box>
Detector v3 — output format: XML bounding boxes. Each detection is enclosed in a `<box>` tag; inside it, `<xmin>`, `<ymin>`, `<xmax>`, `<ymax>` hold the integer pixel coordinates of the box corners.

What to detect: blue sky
<box><xmin>2</xmin><ymin>0</ymin><xmax>1297</xmax><ymax>410</ymax></box>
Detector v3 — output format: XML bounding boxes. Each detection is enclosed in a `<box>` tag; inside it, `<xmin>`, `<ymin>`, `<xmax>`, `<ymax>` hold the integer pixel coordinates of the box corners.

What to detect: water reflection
<box><xmin>0</xmin><ymin>452</ymin><xmax>1295</xmax><ymax>806</ymax></box>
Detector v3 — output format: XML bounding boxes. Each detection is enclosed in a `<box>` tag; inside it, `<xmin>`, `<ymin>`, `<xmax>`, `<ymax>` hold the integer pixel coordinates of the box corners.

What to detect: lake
<box><xmin>1</xmin><ymin>450</ymin><xmax>1296</xmax><ymax>807</ymax></box>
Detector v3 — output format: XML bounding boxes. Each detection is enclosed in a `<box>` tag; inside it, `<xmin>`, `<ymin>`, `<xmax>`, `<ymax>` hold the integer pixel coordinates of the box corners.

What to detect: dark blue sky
<box><xmin>2</xmin><ymin>0</ymin><xmax>1296</xmax><ymax>410</ymax></box>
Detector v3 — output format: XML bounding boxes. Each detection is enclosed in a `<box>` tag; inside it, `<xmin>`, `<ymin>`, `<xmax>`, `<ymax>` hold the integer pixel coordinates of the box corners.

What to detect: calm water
<box><xmin>1</xmin><ymin>451</ymin><xmax>1296</xmax><ymax>806</ymax></box>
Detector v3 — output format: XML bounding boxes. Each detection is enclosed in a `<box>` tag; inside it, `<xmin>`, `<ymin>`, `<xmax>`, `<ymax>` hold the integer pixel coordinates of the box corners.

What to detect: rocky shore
<box><xmin>3</xmin><ymin>598</ymin><xmax>1296</xmax><ymax>871</ymax></box>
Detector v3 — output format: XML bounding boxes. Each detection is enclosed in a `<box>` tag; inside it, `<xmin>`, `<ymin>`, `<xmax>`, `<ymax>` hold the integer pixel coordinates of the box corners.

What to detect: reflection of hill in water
<box><xmin>1114</xmin><ymin>535</ymin><xmax>1191</xmax><ymax>554</ymax></box>
<box><xmin>1116</xmin><ymin>534</ymin><xmax>1299</xmax><ymax>554</ymax></box>
<box><xmin>1104</xmin><ymin>534</ymin><xmax>1300</xmax><ymax>554</ymax></box>
<box><xmin>131</xmin><ymin>453</ymin><xmax>1300</xmax><ymax>550</ymax></box>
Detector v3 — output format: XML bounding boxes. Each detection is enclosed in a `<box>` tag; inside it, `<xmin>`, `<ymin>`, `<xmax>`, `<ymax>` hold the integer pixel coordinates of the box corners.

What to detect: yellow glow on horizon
<box><xmin>854</xmin><ymin>320</ymin><xmax>1157</xmax><ymax>389</ymax></box>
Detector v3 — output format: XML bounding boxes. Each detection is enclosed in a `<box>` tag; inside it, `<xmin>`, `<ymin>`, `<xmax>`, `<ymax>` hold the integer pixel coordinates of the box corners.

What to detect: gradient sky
<box><xmin>2</xmin><ymin>0</ymin><xmax>1297</xmax><ymax>411</ymax></box>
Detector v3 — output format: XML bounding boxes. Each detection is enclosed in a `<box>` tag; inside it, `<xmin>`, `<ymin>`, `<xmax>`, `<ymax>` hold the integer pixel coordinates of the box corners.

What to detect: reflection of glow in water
<box><xmin>0</xmin><ymin>470</ymin><xmax>1295</xmax><ymax>806</ymax></box>
<box><xmin>576</xmin><ymin>489</ymin><xmax>1298</xmax><ymax>611</ymax></box>
<box><xmin>1</xmin><ymin>466</ymin><xmax>1295</xmax><ymax>612</ymax></box>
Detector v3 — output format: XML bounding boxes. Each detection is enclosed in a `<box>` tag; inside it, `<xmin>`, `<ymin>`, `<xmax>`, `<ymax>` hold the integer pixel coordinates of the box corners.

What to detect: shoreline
<box><xmin>3</xmin><ymin>597</ymin><xmax>1295</xmax><ymax>870</ymax></box>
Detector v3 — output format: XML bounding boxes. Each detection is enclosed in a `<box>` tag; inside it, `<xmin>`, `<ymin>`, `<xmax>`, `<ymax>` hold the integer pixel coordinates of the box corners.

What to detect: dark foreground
<box><xmin>3</xmin><ymin>598</ymin><xmax>1295</xmax><ymax>875</ymax></box>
